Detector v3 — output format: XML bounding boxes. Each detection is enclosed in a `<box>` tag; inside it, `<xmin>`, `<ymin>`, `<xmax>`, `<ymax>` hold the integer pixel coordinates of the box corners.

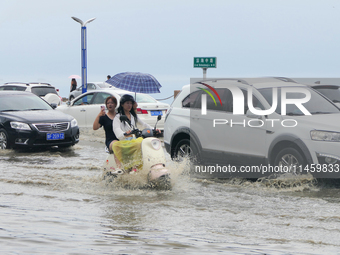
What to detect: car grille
<box><xmin>33</xmin><ymin>122</ymin><xmax>69</xmax><ymax>132</ymax></box>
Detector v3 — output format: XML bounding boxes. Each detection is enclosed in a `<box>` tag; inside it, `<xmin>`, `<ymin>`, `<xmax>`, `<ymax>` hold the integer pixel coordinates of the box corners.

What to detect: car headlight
<box><xmin>71</xmin><ymin>118</ymin><xmax>78</xmax><ymax>127</ymax></box>
<box><xmin>311</xmin><ymin>130</ymin><xmax>340</xmax><ymax>142</ymax></box>
<box><xmin>10</xmin><ymin>122</ymin><xmax>31</xmax><ymax>130</ymax></box>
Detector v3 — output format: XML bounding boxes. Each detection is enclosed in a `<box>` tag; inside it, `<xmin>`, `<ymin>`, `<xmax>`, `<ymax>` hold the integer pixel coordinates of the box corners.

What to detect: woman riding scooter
<box><xmin>105</xmin><ymin>94</ymin><xmax>170</xmax><ymax>189</ymax></box>
<box><xmin>113</xmin><ymin>94</ymin><xmax>154</xmax><ymax>140</ymax></box>
<box><xmin>112</xmin><ymin>94</ymin><xmax>159</xmax><ymax>170</ymax></box>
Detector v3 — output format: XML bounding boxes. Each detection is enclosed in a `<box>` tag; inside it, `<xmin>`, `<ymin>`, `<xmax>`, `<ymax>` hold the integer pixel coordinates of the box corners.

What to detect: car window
<box><xmin>183</xmin><ymin>88</ymin><xmax>265</xmax><ymax>113</ymax></box>
<box><xmin>241</xmin><ymin>89</ymin><xmax>265</xmax><ymax>113</ymax></box>
<box><xmin>31</xmin><ymin>86</ymin><xmax>57</xmax><ymax>96</ymax></box>
<box><xmin>182</xmin><ymin>90</ymin><xmax>201</xmax><ymax>108</ymax></box>
<box><xmin>195</xmin><ymin>88</ymin><xmax>231</xmax><ymax>112</ymax></box>
<box><xmin>118</xmin><ymin>93</ymin><xmax>157</xmax><ymax>103</ymax></box>
<box><xmin>98</xmin><ymin>83</ymin><xmax>112</xmax><ymax>88</ymax></box>
<box><xmin>92</xmin><ymin>92</ymin><xmax>112</xmax><ymax>104</ymax></box>
<box><xmin>0</xmin><ymin>86</ymin><xmax>27</xmax><ymax>91</ymax></box>
<box><xmin>259</xmin><ymin>87</ymin><xmax>339</xmax><ymax>115</ymax></box>
<box><xmin>0</xmin><ymin>94</ymin><xmax>51</xmax><ymax>111</ymax></box>
<box><xmin>73</xmin><ymin>94</ymin><xmax>94</xmax><ymax>106</ymax></box>
<box><xmin>135</xmin><ymin>94</ymin><xmax>157</xmax><ymax>103</ymax></box>
<box><xmin>87</xmin><ymin>83</ymin><xmax>96</xmax><ymax>90</ymax></box>
<box><xmin>313</xmin><ymin>86</ymin><xmax>340</xmax><ymax>103</ymax></box>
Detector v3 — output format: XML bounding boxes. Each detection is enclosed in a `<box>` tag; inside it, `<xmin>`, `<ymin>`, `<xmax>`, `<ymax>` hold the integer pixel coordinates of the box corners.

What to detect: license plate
<box><xmin>151</xmin><ymin>110</ymin><xmax>163</xmax><ymax>116</ymax></box>
<box><xmin>47</xmin><ymin>133</ymin><xmax>65</xmax><ymax>140</ymax></box>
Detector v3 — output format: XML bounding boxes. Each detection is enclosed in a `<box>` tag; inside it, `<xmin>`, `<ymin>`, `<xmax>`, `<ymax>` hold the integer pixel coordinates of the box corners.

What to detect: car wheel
<box><xmin>274</xmin><ymin>148</ymin><xmax>305</xmax><ymax>174</ymax></box>
<box><xmin>0</xmin><ymin>129</ymin><xmax>10</xmax><ymax>150</ymax></box>
<box><xmin>173</xmin><ymin>139</ymin><xmax>199</xmax><ymax>162</ymax></box>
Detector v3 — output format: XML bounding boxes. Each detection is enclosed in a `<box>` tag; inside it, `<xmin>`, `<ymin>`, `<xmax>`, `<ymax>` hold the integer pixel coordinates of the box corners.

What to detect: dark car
<box><xmin>0</xmin><ymin>91</ymin><xmax>79</xmax><ymax>150</ymax></box>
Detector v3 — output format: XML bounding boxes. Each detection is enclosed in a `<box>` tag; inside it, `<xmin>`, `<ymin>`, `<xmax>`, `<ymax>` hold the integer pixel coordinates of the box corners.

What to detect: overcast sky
<box><xmin>1</xmin><ymin>0</ymin><xmax>340</xmax><ymax>103</ymax></box>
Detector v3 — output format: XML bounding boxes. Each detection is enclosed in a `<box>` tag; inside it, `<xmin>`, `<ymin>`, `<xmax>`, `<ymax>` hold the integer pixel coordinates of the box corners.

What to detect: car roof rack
<box><xmin>272</xmin><ymin>77</ymin><xmax>297</xmax><ymax>83</ymax></box>
<box><xmin>4</xmin><ymin>82</ymin><xmax>30</xmax><ymax>86</ymax></box>
<box><xmin>193</xmin><ymin>78</ymin><xmax>251</xmax><ymax>86</ymax></box>
<box><xmin>28</xmin><ymin>82</ymin><xmax>52</xmax><ymax>86</ymax></box>
<box><xmin>193</xmin><ymin>77</ymin><xmax>297</xmax><ymax>88</ymax></box>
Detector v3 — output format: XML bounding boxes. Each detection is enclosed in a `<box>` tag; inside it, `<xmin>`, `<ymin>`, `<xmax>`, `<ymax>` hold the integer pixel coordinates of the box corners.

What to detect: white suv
<box><xmin>0</xmin><ymin>82</ymin><xmax>62</xmax><ymax>106</ymax></box>
<box><xmin>164</xmin><ymin>77</ymin><xmax>340</xmax><ymax>178</ymax></box>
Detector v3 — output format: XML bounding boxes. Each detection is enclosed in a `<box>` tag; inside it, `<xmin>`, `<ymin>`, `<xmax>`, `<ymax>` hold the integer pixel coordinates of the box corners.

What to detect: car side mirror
<box><xmin>50</xmin><ymin>103</ymin><xmax>58</xmax><ymax>109</ymax></box>
<box><xmin>66</xmin><ymin>101</ymin><xmax>71</xmax><ymax>106</ymax></box>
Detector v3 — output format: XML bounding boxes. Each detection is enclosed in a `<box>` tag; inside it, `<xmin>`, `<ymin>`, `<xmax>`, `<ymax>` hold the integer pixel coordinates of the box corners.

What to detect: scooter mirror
<box><xmin>157</xmin><ymin>114</ymin><xmax>162</xmax><ymax>121</ymax></box>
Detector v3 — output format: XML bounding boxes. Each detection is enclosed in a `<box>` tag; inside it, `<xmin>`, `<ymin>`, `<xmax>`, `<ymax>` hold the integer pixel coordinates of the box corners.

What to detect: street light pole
<box><xmin>71</xmin><ymin>17</ymin><xmax>96</xmax><ymax>95</ymax></box>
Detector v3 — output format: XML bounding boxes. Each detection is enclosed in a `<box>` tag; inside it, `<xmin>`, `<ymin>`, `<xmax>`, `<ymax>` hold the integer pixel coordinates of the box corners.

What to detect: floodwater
<box><xmin>1</xmin><ymin>128</ymin><xmax>340</xmax><ymax>254</ymax></box>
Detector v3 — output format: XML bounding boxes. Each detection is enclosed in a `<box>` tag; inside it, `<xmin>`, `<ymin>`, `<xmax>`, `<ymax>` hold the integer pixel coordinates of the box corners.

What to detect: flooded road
<box><xmin>1</xmin><ymin>128</ymin><xmax>340</xmax><ymax>254</ymax></box>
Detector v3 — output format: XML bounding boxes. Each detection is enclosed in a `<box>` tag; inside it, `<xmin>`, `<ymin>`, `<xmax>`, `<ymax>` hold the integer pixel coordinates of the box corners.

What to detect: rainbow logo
<box><xmin>197</xmin><ymin>82</ymin><xmax>223</xmax><ymax>106</ymax></box>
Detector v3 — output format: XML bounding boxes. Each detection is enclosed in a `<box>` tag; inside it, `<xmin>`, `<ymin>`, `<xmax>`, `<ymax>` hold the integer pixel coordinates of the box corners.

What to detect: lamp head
<box><xmin>84</xmin><ymin>18</ymin><xmax>96</xmax><ymax>26</ymax></box>
<box><xmin>71</xmin><ymin>16</ymin><xmax>84</xmax><ymax>25</ymax></box>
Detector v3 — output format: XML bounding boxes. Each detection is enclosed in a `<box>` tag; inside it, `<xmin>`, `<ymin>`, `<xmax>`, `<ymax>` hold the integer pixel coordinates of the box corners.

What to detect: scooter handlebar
<box><xmin>123</xmin><ymin>128</ymin><xmax>161</xmax><ymax>138</ymax></box>
<box><xmin>124</xmin><ymin>128</ymin><xmax>141</xmax><ymax>137</ymax></box>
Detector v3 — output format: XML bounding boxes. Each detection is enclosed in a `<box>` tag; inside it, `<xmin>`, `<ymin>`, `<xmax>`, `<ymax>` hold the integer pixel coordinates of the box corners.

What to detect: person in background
<box><xmin>107</xmin><ymin>75</ymin><xmax>111</xmax><ymax>80</ymax></box>
<box><xmin>93</xmin><ymin>96</ymin><xmax>119</xmax><ymax>152</ymax></box>
<box><xmin>70</xmin><ymin>78</ymin><xmax>77</xmax><ymax>92</ymax></box>
<box><xmin>133</xmin><ymin>101</ymin><xmax>138</xmax><ymax>114</ymax></box>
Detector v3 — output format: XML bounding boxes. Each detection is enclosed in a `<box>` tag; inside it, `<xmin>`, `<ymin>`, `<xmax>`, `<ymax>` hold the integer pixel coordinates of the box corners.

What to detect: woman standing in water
<box><xmin>93</xmin><ymin>96</ymin><xmax>119</xmax><ymax>152</ymax></box>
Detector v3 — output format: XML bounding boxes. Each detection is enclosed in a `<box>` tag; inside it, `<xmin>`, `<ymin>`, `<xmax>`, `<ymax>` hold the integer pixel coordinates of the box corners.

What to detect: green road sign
<box><xmin>194</xmin><ymin>57</ymin><xmax>217</xmax><ymax>68</ymax></box>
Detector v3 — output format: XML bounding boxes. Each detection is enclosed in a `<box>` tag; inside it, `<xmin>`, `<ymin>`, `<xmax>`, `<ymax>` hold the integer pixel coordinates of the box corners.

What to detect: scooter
<box><xmin>103</xmin><ymin>115</ymin><xmax>171</xmax><ymax>190</ymax></box>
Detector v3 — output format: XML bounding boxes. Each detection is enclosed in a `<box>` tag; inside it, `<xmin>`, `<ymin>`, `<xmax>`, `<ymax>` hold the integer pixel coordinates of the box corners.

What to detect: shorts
<box><xmin>106</xmin><ymin>139</ymin><xmax>114</xmax><ymax>151</ymax></box>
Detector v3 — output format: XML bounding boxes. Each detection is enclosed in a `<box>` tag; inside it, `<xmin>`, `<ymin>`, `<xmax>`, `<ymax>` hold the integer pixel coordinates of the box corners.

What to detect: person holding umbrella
<box><xmin>70</xmin><ymin>78</ymin><xmax>77</xmax><ymax>92</ymax></box>
<box><xmin>112</xmin><ymin>94</ymin><xmax>159</xmax><ymax>171</ymax></box>
<box><xmin>113</xmin><ymin>94</ymin><xmax>154</xmax><ymax>140</ymax></box>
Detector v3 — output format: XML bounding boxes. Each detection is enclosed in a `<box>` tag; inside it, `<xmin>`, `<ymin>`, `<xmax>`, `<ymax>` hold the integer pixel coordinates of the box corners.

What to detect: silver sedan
<box><xmin>58</xmin><ymin>89</ymin><xmax>170</xmax><ymax>130</ymax></box>
<box><xmin>69</xmin><ymin>82</ymin><xmax>115</xmax><ymax>101</ymax></box>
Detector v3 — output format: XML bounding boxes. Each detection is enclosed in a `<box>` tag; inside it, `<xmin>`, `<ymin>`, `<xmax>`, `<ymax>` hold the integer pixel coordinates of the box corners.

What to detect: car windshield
<box><xmin>0</xmin><ymin>85</ymin><xmax>26</xmax><ymax>91</ymax></box>
<box><xmin>119</xmin><ymin>93</ymin><xmax>157</xmax><ymax>103</ymax></box>
<box><xmin>258</xmin><ymin>87</ymin><xmax>339</xmax><ymax>115</ymax></box>
<box><xmin>0</xmin><ymin>94</ymin><xmax>52</xmax><ymax>112</ymax></box>
<box><xmin>312</xmin><ymin>86</ymin><xmax>340</xmax><ymax>103</ymax></box>
<box><xmin>98</xmin><ymin>83</ymin><xmax>112</xmax><ymax>88</ymax></box>
<box><xmin>31</xmin><ymin>86</ymin><xmax>57</xmax><ymax>96</ymax></box>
